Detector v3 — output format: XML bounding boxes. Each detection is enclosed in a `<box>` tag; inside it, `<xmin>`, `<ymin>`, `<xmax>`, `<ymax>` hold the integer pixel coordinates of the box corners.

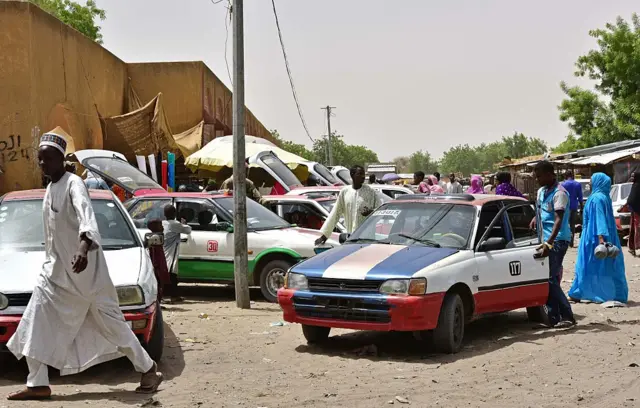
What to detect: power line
<box><xmin>270</xmin><ymin>0</ymin><xmax>314</xmax><ymax>143</ymax></box>
<box><xmin>224</xmin><ymin>1</ymin><xmax>233</xmax><ymax>86</ymax></box>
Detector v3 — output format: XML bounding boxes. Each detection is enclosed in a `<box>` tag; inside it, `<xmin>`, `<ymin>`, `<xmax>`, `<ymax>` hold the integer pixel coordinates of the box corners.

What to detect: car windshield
<box><xmin>336</xmin><ymin>169</ymin><xmax>353</xmax><ymax>185</ymax></box>
<box><xmin>84</xmin><ymin>157</ymin><xmax>162</xmax><ymax>192</ymax></box>
<box><xmin>318</xmin><ymin>198</ymin><xmax>336</xmax><ymax>213</ymax></box>
<box><xmin>621</xmin><ymin>183</ymin><xmax>633</xmax><ymax>201</ymax></box>
<box><xmin>347</xmin><ymin>202</ymin><xmax>475</xmax><ymax>249</ymax></box>
<box><xmin>215</xmin><ymin>197</ymin><xmax>291</xmax><ymax>231</ymax></box>
<box><xmin>314</xmin><ymin>163</ymin><xmax>340</xmax><ymax>185</ymax></box>
<box><xmin>260</xmin><ymin>154</ymin><xmax>301</xmax><ymax>188</ymax></box>
<box><xmin>0</xmin><ymin>199</ymin><xmax>139</xmax><ymax>251</ymax></box>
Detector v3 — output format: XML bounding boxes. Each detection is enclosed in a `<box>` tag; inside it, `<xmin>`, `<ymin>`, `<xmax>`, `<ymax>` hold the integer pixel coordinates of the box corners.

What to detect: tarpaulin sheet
<box><xmin>102</xmin><ymin>93</ymin><xmax>178</xmax><ymax>160</ymax></box>
<box><xmin>173</xmin><ymin>120</ymin><xmax>204</xmax><ymax>157</ymax></box>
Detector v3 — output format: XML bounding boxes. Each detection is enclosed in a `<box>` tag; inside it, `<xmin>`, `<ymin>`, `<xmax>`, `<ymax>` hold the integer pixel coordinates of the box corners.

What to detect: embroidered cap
<box><xmin>39</xmin><ymin>127</ymin><xmax>69</xmax><ymax>155</ymax></box>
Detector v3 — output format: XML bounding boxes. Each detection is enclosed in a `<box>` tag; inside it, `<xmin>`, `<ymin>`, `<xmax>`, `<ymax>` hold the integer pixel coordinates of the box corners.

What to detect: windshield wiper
<box><xmin>396</xmin><ymin>233</ymin><xmax>441</xmax><ymax>248</ymax></box>
<box><xmin>346</xmin><ymin>238</ymin><xmax>383</xmax><ymax>244</ymax></box>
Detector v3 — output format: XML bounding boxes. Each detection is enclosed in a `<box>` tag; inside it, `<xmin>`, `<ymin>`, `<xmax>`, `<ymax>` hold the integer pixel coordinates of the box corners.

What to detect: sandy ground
<box><xmin>2</xmin><ymin>249</ymin><xmax>640</xmax><ymax>408</ymax></box>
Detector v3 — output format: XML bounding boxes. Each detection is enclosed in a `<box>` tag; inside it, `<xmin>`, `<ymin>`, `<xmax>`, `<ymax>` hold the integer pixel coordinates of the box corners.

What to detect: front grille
<box><xmin>307</xmin><ymin>278</ymin><xmax>382</xmax><ymax>293</ymax></box>
<box><xmin>7</xmin><ymin>293</ymin><xmax>31</xmax><ymax>307</ymax></box>
<box><xmin>294</xmin><ymin>296</ymin><xmax>391</xmax><ymax>323</ymax></box>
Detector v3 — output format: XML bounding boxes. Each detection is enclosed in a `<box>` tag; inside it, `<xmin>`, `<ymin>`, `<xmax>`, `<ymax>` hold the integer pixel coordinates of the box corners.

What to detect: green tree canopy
<box><xmin>408</xmin><ymin>150</ymin><xmax>438</xmax><ymax>174</ymax></box>
<box><xmin>271</xmin><ymin>130</ymin><xmax>314</xmax><ymax>160</ymax></box>
<box><xmin>31</xmin><ymin>0</ymin><xmax>106</xmax><ymax>43</ymax></box>
<box><xmin>311</xmin><ymin>133</ymin><xmax>379</xmax><ymax>168</ymax></box>
<box><xmin>557</xmin><ymin>14</ymin><xmax>640</xmax><ymax>149</ymax></box>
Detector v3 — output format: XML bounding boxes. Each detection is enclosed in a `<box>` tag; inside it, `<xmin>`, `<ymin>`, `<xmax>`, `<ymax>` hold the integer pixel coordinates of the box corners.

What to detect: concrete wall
<box><xmin>127</xmin><ymin>62</ymin><xmax>204</xmax><ymax>134</ymax></box>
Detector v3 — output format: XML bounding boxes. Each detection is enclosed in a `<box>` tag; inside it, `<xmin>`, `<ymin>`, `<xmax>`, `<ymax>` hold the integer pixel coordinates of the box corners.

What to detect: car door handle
<box><xmin>180</xmin><ymin>238</ymin><xmax>188</xmax><ymax>243</ymax></box>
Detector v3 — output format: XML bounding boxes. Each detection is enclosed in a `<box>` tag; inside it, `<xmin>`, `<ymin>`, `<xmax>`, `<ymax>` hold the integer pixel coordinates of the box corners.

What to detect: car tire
<box><xmin>144</xmin><ymin>307</ymin><xmax>165</xmax><ymax>362</ymax></box>
<box><xmin>259</xmin><ymin>259</ymin><xmax>293</xmax><ymax>303</ymax></box>
<box><xmin>302</xmin><ymin>325</ymin><xmax>330</xmax><ymax>344</ymax></box>
<box><xmin>527</xmin><ymin>305</ymin><xmax>550</xmax><ymax>326</ymax></box>
<box><xmin>433</xmin><ymin>293</ymin><xmax>465</xmax><ymax>354</ymax></box>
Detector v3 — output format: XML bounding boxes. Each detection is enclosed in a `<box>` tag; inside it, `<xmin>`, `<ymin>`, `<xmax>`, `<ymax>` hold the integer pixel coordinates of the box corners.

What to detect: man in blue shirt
<box><xmin>561</xmin><ymin>170</ymin><xmax>583</xmax><ymax>247</ymax></box>
<box><xmin>532</xmin><ymin>161</ymin><xmax>576</xmax><ymax>328</ymax></box>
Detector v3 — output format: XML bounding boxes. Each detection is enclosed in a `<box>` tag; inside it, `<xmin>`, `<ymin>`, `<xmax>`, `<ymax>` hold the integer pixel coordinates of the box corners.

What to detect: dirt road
<box><xmin>2</xmin><ymin>249</ymin><xmax>640</xmax><ymax>408</ymax></box>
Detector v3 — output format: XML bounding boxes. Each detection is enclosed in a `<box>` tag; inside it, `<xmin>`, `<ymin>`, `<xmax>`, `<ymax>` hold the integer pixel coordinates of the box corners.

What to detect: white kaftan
<box><xmin>7</xmin><ymin>172</ymin><xmax>153</xmax><ymax>376</ymax></box>
<box><xmin>162</xmin><ymin>220</ymin><xmax>192</xmax><ymax>275</ymax></box>
<box><xmin>320</xmin><ymin>184</ymin><xmax>381</xmax><ymax>238</ymax></box>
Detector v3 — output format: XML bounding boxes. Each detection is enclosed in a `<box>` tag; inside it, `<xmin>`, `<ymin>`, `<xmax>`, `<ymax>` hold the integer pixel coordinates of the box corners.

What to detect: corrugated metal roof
<box><xmin>570</xmin><ymin>146</ymin><xmax>640</xmax><ymax>165</ymax></box>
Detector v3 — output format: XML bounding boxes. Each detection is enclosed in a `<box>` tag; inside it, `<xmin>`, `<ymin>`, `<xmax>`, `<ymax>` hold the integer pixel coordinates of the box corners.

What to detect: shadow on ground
<box><xmin>175</xmin><ymin>284</ymin><xmax>281</xmax><ymax>312</ymax></box>
<box><xmin>294</xmin><ymin>311</ymin><xmax>618</xmax><ymax>364</ymax></box>
<box><xmin>0</xmin><ymin>322</ymin><xmax>184</xmax><ymax>405</ymax></box>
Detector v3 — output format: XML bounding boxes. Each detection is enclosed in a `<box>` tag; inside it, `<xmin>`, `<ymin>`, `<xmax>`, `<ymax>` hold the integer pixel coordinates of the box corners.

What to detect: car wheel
<box><xmin>433</xmin><ymin>293</ymin><xmax>465</xmax><ymax>354</ymax></box>
<box><xmin>302</xmin><ymin>325</ymin><xmax>330</xmax><ymax>344</ymax></box>
<box><xmin>144</xmin><ymin>307</ymin><xmax>165</xmax><ymax>362</ymax></box>
<box><xmin>259</xmin><ymin>259</ymin><xmax>292</xmax><ymax>303</ymax></box>
<box><xmin>527</xmin><ymin>305</ymin><xmax>550</xmax><ymax>326</ymax></box>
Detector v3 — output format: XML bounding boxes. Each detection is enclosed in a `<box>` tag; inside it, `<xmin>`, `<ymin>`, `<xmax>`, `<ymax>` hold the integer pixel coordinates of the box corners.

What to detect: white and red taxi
<box><xmin>0</xmin><ymin>189</ymin><xmax>164</xmax><ymax>360</ymax></box>
<box><xmin>278</xmin><ymin>194</ymin><xmax>549</xmax><ymax>353</ymax></box>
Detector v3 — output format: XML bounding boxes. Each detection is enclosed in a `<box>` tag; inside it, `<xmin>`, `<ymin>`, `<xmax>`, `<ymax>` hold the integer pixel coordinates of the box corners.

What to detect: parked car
<box><xmin>285</xmin><ymin>185</ymin><xmax>398</xmax><ymax>203</ymax></box>
<box><xmin>262</xmin><ymin>195</ymin><xmax>347</xmax><ymax>233</ymax></box>
<box><xmin>278</xmin><ymin>194</ymin><xmax>549</xmax><ymax>353</ymax></box>
<box><xmin>611</xmin><ymin>182</ymin><xmax>633</xmax><ymax>241</ymax></box>
<box><xmin>0</xmin><ymin>189</ymin><xmax>164</xmax><ymax>360</ymax></box>
<box><xmin>301</xmin><ymin>160</ymin><xmax>344</xmax><ymax>187</ymax></box>
<box><xmin>330</xmin><ymin>166</ymin><xmax>352</xmax><ymax>185</ymax></box>
<box><xmin>124</xmin><ymin>192</ymin><xmax>340</xmax><ymax>302</ymax></box>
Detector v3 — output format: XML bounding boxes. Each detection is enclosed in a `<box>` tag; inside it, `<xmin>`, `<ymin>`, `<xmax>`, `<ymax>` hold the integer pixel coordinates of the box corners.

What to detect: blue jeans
<box><xmin>546</xmin><ymin>240</ymin><xmax>574</xmax><ymax>325</ymax></box>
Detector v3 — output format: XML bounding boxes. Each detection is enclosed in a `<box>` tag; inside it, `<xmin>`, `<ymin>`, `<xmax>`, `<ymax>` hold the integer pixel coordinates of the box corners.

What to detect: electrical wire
<box><xmin>270</xmin><ymin>0</ymin><xmax>314</xmax><ymax>143</ymax></box>
<box><xmin>224</xmin><ymin>1</ymin><xmax>233</xmax><ymax>86</ymax></box>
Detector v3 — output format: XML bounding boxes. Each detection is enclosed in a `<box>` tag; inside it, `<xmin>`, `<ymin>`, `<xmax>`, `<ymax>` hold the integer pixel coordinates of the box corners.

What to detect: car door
<box><xmin>473</xmin><ymin>202</ymin><xmax>547</xmax><ymax>314</ymax></box>
<box><xmin>174</xmin><ymin>198</ymin><xmax>234</xmax><ymax>281</ymax></box>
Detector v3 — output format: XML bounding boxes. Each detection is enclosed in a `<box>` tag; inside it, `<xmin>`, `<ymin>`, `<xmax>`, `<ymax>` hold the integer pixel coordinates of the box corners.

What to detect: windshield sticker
<box><xmin>106</xmin><ymin>203</ymin><xmax>115</xmax><ymax>208</ymax></box>
<box><xmin>373</xmin><ymin>209</ymin><xmax>401</xmax><ymax>217</ymax></box>
<box><xmin>248</xmin><ymin>218</ymin><xmax>259</xmax><ymax>225</ymax></box>
<box><xmin>0</xmin><ymin>206</ymin><xmax>6</xmax><ymax>211</ymax></box>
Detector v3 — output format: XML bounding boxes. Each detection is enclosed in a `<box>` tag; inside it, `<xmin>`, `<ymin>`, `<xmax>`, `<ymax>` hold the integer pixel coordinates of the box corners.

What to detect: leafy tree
<box><xmin>270</xmin><ymin>130</ymin><xmax>314</xmax><ymax>160</ymax></box>
<box><xmin>439</xmin><ymin>144</ymin><xmax>481</xmax><ymax>176</ymax></box>
<box><xmin>311</xmin><ymin>133</ymin><xmax>379</xmax><ymax>168</ymax></box>
<box><xmin>408</xmin><ymin>150</ymin><xmax>438</xmax><ymax>174</ymax></box>
<box><xmin>557</xmin><ymin>14</ymin><xmax>640</xmax><ymax>148</ymax></box>
<box><xmin>501</xmin><ymin>132</ymin><xmax>548</xmax><ymax>158</ymax></box>
<box><xmin>31</xmin><ymin>0</ymin><xmax>106</xmax><ymax>43</ymax></box>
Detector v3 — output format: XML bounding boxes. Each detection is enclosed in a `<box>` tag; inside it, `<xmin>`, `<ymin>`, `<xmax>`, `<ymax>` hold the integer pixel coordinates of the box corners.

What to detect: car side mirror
<box><xmin>144</xmin><ymin>232</ymin><xmax>164</xmax><ymax>248</ymax></box>
<box><xmin>478</xmin><ymin>237</ymin><xmax>507</xmax><ymax>252</ymax></box>
<box><xmin>339</xmin><ymin>233</ymin><xmax>350</xmax><ymax>244</ymax></box>
<box><xmin>216</xmin><ymin>222</ymin><xmax>234</xmax><ymax>233</ymax></box>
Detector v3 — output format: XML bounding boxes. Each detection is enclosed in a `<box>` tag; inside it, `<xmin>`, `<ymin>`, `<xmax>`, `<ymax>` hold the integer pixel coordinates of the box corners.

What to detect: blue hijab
<box><xmin>569</xmin><ymin>173</ymin><xmax>628</xmax><ymax>303</ymax></box>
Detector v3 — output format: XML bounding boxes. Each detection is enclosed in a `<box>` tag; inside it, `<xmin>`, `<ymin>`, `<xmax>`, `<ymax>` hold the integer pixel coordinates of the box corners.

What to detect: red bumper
<box><xmin>278</xmin><ymin>289</ymin><xmax>444</xmax><ymax>332</ymax></box>
<box><xmin>0</xmin><ymin>303</ymin><xmax>157</xmax><ymax>347</ymax></box>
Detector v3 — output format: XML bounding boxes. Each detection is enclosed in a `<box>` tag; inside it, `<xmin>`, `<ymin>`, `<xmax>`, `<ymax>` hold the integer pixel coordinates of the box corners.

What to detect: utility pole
<box><xmin>321</xmin><ymin>106</ymin><xmax>335</xmax><ymax>166</ymax></box>
<box><xmin>232</xmin><ymin>0</ymin><xmax>250</xmax><ymax>309</ymax></box>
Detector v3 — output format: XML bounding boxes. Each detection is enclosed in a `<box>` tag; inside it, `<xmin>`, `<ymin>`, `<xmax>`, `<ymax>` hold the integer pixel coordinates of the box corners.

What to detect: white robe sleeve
<box><xmin>320</xmin><ymin>189</ymin><xmax>346</xmax><ymax>238</ymax></box>
<box><xmin>69</xmin><ymin>178</ymin><xmax>101</xmax><ymax>249</ymax></box>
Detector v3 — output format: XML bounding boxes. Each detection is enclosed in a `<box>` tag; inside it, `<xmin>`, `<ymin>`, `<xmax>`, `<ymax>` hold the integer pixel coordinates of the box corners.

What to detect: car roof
<box><xmin>132</xmin><ymin>192</ymin><xmax>227</xmax><ymax>199</ymax></box>
<box><xmin>290</xmin><ymin>186</ymin><xmax>343</xmax><ymax>192</ymax></box>
<box><xmin>262</xmin><ymin>195</ymin><xmax>335</xmax><ymax>202</ymax></box>
<box><xmin>3</xmin><ymin>189</ymin><xmax>115</xmax><ymax>201</ymax></box>
<box><xmin>392</xmin><ymin>193</ymin><xmax>528</xmax><ymax>206</ymax></box>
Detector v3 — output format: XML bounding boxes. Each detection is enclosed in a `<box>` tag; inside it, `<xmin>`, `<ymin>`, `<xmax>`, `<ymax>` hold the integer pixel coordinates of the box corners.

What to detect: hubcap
<box><xmin>267</xmin><ymin>268</ymin><xmax>286</xmax><ymax>297</ymax></box>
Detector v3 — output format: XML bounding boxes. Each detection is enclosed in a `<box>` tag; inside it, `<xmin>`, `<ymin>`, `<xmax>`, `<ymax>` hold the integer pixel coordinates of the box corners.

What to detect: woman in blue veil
<box><xmin>569</xmin><ymin>173</ymin><xmax>628</xmax><ymax>303</ymax></box>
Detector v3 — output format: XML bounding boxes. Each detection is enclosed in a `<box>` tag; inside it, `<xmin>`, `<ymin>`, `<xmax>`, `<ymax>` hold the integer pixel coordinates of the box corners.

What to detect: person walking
<box><xmin>426</xmin><ymin>175</ymin><xmax>445</xmax><ymax>193</ymax></box>
<box><xmin>568</xmin><ymin>173</ymin><xmax>628</xmax><ymax>304</ymax></box>
<box><xmin>532</xmin><ymin>160</ymin><xmax>576</xmax><ymax>328</ymax></box>
<box><xmin>434</xmin><ymin>172</ymin><xmax>447</xmax><ymax>191</ymax></box>
<box><xmin>315</xmin><ymin>165</ymin><xmax>381</xmax><ymax>245</ymax></box>
<box><xmin>162</xmin><ymin>204</ymin><xmax>192</xmax><ymax>303</ymax></box>
<box><xmin>7</xmin><ymin>131</ymin><xmax>163</xmax><ymax>401</ymax></box>
<box><xmin>626</xmin><ymin>172</ymin><xmax>640</xmax><ymax>256</ymax></box>
<box><xmin>467</xmin><ymin>175</ymin><xmax>485</xmax><ymax>194</ymax></box>
<box><xmin>446</xmin><ymin>173</ymin><xmax>463</xmax><ymax>194</ymax></box>
<box><xmin>413</xmin><ymin>171</ymin><xmax>430</xmax><ymax>194</ymax></box>
<box><xmin>561</xmin><ymin>170</ymin><xmax>583</xmax><ymax>247</ymax></box>
<box><xmin>495</xmin><ymin>171</ymin><xmax>524</xmax><ymax>197</ymax></box>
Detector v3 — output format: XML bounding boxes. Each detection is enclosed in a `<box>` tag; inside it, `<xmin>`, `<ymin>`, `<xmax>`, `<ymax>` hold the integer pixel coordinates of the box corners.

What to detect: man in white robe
<box><xmin>315</xmin><ymin>165</ymin><xmax>381</xmax><ymax>245</ymax></box>
<box><xmin>7</xmin><ymin>131</ymin><xmax>163</xmax><ymax>401</ymax></box>
<box><xmin>162</xmin><ymin>204</ymin><xmax>192</xmax><ymax>302</ymax></box>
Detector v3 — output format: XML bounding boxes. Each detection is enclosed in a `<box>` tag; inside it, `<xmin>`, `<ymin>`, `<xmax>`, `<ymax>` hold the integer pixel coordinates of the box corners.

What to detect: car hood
<box><xmin>290</xmin><ymin>243</ymin><xmax>457</xmax><ymax>280</ymax></box>
<box><xmin>0</xmin><ymin>248</ymin><xmax>143</xmax><ymax>293</ymax></box>
<box><xmin>251</xmin><ymin>227</ymin><xmax>340</xmax><ymax>246</ymax></box>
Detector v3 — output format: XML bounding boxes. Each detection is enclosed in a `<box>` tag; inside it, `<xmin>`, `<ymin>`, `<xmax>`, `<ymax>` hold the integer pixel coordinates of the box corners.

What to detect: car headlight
<box><xmin>284</xmin><ymin>272</ymin><xmax>308</xmax><ymax>290</ymax></box>
<box><xmin>0</xmin><ymin>293</ymin><xmax>8</xmax><ymax>310</ymax></box>
<box><xmin>379</xmin><ymin>278</ymin><xmax>427</xmax><ymax>296</ymax></box>
<box><xmin>116</xmin><ymin>286</ymin><xmax>144</xmax><ymax>306</ymax></box>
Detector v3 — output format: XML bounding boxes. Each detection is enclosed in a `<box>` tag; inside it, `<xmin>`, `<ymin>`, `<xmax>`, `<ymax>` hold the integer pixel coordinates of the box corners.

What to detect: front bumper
<box><xmin>0</xmin><ymin>303</ymin><xmax>157</xmax><ymax>350</ymax></box>
<box><xmin>278</xmin><ymin>288</ymin><xmax>444</xmax><ymax>332</ymax></box>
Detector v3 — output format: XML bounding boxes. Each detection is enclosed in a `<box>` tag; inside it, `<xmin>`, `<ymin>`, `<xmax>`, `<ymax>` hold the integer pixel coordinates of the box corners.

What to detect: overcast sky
<box><xmin>99</xmin><ymin>0</ymin><xmax>639</xmax><ymax>161</ymax></box>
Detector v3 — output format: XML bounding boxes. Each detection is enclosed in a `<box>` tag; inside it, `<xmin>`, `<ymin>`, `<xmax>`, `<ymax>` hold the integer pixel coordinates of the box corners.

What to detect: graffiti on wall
<box><xmin>0</xmin><ymin>135</ymin><xmax>31</xmax><ymax>164</ymax></box>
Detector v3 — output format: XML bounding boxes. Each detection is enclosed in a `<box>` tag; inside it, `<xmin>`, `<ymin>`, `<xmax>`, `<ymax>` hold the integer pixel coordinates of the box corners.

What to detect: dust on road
<box><xmin>2</xmin><ymin>249</ymin><xmax>640</xmax><ymax>408</ymax></box>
